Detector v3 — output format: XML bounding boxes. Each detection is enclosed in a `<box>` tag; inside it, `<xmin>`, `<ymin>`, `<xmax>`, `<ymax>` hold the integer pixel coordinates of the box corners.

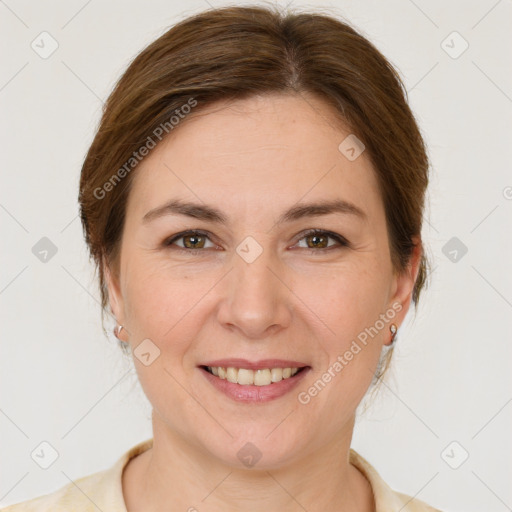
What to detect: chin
<box><xmin>200</xmin><ymin>427</ymin><xmax>306</xmax><ymax>471</ymax></box>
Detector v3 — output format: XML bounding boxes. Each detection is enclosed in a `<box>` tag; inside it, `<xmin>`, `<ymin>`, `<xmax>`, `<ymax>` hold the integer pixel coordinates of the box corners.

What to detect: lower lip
<box><xmin>199</xmin><ymin>367</ymin><xmax>310</xmax><ymax>403</ymax></box>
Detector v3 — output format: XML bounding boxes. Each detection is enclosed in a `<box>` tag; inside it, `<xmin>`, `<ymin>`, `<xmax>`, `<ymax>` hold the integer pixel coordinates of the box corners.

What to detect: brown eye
<box><xmin>165</xmin><ymin>230</ymin><xmax>215</xmax><ymax>251</ymax></box>
<box><xmin>182</xmin><ymin>233</ymin><xmax>206</xmax><ymax>249</ymax></box>
<box><xmin>296</xmin><ymin>229</ymin><xmax>349</xmax><ymax>251</ymax></box>
<box><xmin>305</xmin><ymin>233</ymin><xmax>329</xmax><ymax>249</ymax></box>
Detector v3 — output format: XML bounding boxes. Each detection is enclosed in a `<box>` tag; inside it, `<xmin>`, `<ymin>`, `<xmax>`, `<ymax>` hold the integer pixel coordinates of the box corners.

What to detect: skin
<box><xmin>105</xmin><ymin>92</ymin><xmax>421</xmax><ymax>512</ymax></box>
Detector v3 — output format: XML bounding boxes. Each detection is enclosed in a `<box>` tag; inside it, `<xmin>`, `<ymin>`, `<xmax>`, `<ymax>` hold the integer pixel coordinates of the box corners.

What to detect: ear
<box><xmin>103</xmin><ymin>260</ymin><xmax>125</xmax><ymax>328</ymax></box>
<box><xmin>384</xmin><ymin>238</ymin><xmax>422</xmax><ymax>345</ymax></box>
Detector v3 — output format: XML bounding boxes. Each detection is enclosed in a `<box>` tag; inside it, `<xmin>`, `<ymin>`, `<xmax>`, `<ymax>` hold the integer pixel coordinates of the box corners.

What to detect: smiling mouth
<box><xmin>200</xmin><ymin>365</ymin><xmax>309</xmax><ymax>386</ymax></box>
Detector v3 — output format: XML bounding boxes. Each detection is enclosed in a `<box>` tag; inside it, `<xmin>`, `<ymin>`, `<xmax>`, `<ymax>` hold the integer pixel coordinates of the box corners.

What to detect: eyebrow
<box><xmin>142</xmin><ymin>198</ymin><xmax>367</xmax><ymax>225</ymax></box>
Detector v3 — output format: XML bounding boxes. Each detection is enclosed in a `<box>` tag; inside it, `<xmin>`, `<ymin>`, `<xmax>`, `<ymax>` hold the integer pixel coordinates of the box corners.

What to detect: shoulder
<box><xmin>0</xmin><ymin>438</ymin><xmax>154</xmax><ymax>512</ymax></box>
<box><xmin>0</xmin><ymin>468</ymin><xmax>111</xmax><ymax>512</ymax></box>
<box><xmin>349</xmin><ymin>448</ymin><xmax>445</xmax><ymax>512</ymax></box>
<box><xmin>392</xmin><ymin>490</ymin><xmax>444</xmax><ymax>511</ymax></box>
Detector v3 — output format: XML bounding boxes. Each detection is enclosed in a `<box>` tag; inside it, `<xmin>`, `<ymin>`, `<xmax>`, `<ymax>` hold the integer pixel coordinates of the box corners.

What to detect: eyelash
<box><xmin>163</xmin><ymin>229</ymin><xmax>350</xmax><ymax>254</ymax></box>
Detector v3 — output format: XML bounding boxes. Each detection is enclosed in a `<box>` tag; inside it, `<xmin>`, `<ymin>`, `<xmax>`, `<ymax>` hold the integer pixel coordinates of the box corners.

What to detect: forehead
<box><xmin>163</xmin><ymin>92</ymin><xmax>350</xmax><ymax>158</ymax></box>
<box><xmin>126</xmin><ymin>93</ymin><xmax>382</xmax><ymax>222</ymax></box>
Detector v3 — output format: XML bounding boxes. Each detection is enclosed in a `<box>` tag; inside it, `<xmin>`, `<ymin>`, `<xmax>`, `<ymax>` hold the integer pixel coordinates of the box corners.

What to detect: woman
<box><xmin>2</xmin><ymin>5</ymin><xmax>442</xmax><ymax>511</ymax></box>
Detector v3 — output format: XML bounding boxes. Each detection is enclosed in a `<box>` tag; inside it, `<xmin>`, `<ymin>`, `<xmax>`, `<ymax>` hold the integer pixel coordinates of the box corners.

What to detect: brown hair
<box><xmin>79</xmin><ymin>4</ymin><xmax>430</xmax><ymax>377</ymax></box>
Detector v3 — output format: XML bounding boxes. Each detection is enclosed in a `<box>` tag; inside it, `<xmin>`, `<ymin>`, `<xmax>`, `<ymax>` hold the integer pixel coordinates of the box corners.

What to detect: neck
<box><xmin>122</xmin><ymin>412</ymin><xmax>374</xmax><ymax>512</ymax></box>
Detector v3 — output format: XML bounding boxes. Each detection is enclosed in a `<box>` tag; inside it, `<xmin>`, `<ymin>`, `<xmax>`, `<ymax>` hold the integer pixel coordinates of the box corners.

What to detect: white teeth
<box><xmin>271</xmin><ymin>368</ymin><xmax>283</xmax><ymax>382</ymax></box>
<box><xmin>254</xmin><ymin>369</ymin><xmax>272</xmax><ymax>386</ymax></box>
<box><xmin>226</xmin><ymin>367</ymin><xmax>238</xmax><ymax>384</ymax></box>
<box><xmin>206</xmin><ymin>366</ymin><xmax>303</xmax><ymax>386</ymax></box>
<box><xmin>237</xmin><ymin>368</ymin><xmax>254</xmax><ymax>385</ymax></box>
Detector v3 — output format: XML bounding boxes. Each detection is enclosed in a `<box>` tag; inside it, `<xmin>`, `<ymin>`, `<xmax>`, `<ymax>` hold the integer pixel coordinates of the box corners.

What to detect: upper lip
<box><xmin>200</xmin><ymin>358</ymin><xmax>309</xmax><ymax>370</ymax></box>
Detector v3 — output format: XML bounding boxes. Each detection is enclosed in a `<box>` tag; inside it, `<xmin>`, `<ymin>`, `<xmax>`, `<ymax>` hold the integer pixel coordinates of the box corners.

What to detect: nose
<box><xmin>216</xmin><ymin>243</ymin><xmax>292</xmax><ymax>339</ymax></box>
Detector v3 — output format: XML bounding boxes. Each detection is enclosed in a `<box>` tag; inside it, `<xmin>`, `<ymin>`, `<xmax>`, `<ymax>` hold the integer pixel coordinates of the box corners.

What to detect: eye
<box><xmin>294</xmin><ymin>229</ymin><xmax>349</xmax><ymax>251</ymax></box>
<box><xmin>164</xmin><ymin>230</ymin><xmax>216</xmax><ymax>251</ymax></box>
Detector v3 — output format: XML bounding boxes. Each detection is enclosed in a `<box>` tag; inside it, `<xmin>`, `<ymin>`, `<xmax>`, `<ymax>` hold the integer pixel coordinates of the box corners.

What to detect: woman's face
<box><xmin>106</xmin><ymin>93</ymin><xmax>419</xmax><ymax>468</ymax></box>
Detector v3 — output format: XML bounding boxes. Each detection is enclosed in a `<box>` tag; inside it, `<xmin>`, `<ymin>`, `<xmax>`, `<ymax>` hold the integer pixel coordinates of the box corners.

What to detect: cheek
<box><xmin>122</xmin><ymin>257</ymin><xmax>218</xmax><ymax>345</ymax></box>
<box><xmin>299</xmin><ymin>262</ymin><xmax>389</xmax><ymax>391</ymax></box>
<box><xmin>120</xmin><ymin>260</ymin><xmax>208</xmax><ymax>414</ymax></box>
<box><xmin>300</xmin><ymin>261</ymin><xmax>389</xmax><ymax>339</ymax></box>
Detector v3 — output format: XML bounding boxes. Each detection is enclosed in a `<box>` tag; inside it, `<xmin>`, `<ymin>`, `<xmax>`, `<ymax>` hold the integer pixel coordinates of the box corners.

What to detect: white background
<box><xmin>1</xmin><ymin>0</ymin><xmax>511</xmax><ymax>510</ymax></box>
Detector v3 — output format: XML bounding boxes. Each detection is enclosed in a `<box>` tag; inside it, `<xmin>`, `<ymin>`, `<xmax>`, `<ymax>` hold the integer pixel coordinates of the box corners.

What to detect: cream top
<box><xmin>1</xmin><ymin>438</ymin><xmax>443</xmax><ymax>511</ymax></box>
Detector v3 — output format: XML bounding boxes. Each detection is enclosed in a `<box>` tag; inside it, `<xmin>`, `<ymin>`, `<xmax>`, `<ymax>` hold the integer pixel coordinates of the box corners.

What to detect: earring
<box><xmin>113</xmin><ymin>324</ymin><xmax>124</xmax><ymax>340</ymax></box>
<box><xmin>389</xmin><ymin>323</ymin><xmax>398</xmax><ymax>345</ymax></box>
